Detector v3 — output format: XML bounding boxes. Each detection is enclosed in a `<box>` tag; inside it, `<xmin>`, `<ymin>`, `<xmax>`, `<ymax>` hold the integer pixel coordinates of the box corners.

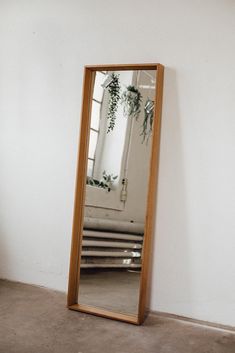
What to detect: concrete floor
<box><xmin>0</xmin><ymin>280</ymin><xmax>234</xmax><ymax>353</ymax></box>
<box><xmin>79</xmin><ymin>270</ymin><xmax>140</xmax><ymax>314</ymax></box>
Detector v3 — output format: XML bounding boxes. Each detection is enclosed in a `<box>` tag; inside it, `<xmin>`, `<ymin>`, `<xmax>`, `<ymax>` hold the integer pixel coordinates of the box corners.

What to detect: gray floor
<box><xmin>79</xmin><ymin>270</ymin><xmax>140</xmax><ymax>314</ymax></box>
<box><xmin>0</xmin><ymin>280</ymin><xmax>234</xmax><ymax>353</ymax></box>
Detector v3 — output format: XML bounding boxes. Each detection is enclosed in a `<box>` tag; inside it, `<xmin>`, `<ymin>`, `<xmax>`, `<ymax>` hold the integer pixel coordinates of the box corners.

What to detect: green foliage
<box><xmin>141</xmin><ymin>98</ymin><xmax>154</xmax><ymax>143</ymax></box>
<box><xmin>87</xmin><ymin>171</ymin><xmax>118</xmax><ymax>192</ymax></box>
<box><xmin>121</xmin><ymin>85</ymin><xmax>142</xmax><ymax>120</ymax></box>
<box><xmin>107</xmin><ymin>73</ymin><xmax>121</xmax><ymax>133</ymax></box>
<box><xmin>104</xmin><ymin>75</ymin><xmax>154</xmax><ymax>145</ymax></box>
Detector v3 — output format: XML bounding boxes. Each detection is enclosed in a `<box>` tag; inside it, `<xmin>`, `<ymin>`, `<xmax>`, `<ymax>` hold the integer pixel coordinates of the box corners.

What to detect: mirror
<box><xmin>68</xmin><ymin>64</ymin><xmax>164</xmax><ymax>325</ymax></box>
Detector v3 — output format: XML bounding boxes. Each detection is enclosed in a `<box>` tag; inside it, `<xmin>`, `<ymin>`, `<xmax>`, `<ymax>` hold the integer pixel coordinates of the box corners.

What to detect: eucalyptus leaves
<box><xmin>104</xmin><ymin>73</ymin><xmax>155</xmax><ymax>142</ymax></box>
<box><xmin>106</xmin><ymin>73</ymin><xmax>121</xmax><ymax>133</ymax></box>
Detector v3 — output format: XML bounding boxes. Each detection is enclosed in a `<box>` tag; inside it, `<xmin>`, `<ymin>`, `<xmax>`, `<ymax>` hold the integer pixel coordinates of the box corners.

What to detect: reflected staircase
<box><xmin>81</xmin><ymin>218</ymin><xmax>144</xmax><ymax>269</ymax></box>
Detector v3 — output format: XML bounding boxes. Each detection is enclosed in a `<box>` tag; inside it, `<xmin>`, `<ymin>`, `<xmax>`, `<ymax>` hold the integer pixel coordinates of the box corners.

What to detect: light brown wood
<box><xmin>69</xmin><ymin>304</ymin><xmax>139</xmax><ymax>325</ymax></box>
<box><xmin>67</xmin><ymin>63</ymin><xmax>165</xmax><ymax>324</ymax></box>
<box><xmin>138</xmin><ymin>64</ymin><xmax>164</xmax><ymax>324</ymax></box>
<box><xmin>85</xmin><ymin>63</ymin><xmax>158</xmax><ymax>71</ymax></box>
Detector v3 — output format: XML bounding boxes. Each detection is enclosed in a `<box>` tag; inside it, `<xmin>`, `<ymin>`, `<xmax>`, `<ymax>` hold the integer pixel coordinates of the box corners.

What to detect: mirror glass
<box><xmin>78</xmin><ymin>69</ymin><xmax>156</xmax><ymax>315</ymax></box>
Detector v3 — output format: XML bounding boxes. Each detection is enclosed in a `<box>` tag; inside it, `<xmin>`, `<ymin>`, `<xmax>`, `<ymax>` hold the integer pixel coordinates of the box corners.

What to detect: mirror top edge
<box><xmin>84</xmin><ymin>63</ymin><xmax>161</xmax><ymax>71</ymax></box>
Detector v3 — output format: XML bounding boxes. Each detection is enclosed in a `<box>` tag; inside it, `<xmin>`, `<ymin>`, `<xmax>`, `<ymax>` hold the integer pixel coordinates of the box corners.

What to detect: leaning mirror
<box><xmin>68</xmin><ymin>64</ymin><xmax>164</xmax><ymax>325</ymax></box>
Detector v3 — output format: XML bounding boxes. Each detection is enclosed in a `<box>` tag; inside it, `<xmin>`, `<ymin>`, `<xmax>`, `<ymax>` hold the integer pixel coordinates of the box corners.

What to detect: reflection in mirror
<box><xmin>78</xmin><ymin>69</ymin><xmax>156</xmax><ymax>315</ymax></box>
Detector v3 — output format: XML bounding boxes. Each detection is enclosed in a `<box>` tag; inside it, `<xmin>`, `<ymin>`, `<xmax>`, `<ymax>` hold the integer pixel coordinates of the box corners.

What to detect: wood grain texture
<box><xmin>69</xmin><ymin>304</ymin><xmax>139</xmax><ymax>325</ymax></box>
<box><xmin>85</xmin><ymin>64</ymin><xmax>158</xmax><ymax>71</ymax></box>
<box><xmin>138</xmin><ymin>64</ymin><xmax>164</xmax><ymax>324</ymax></box>
<box><xmin>67</xmin><ymin>64</ymin><xmax>165</xmax><ymax>324</ymax></box>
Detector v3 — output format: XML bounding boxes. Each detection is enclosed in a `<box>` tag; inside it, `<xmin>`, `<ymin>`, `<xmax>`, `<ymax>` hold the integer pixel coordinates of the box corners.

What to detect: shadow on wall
<box><xmin>149</xmin><ymin>67</ymin><xmax>193</xmax><ymax>316</ymax></box>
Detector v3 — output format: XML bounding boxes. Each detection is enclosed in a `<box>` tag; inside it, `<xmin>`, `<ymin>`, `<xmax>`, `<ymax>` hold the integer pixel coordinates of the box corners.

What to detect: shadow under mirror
<box><xmin>78</xmin><ymin>69</ymin><xmax>157</xmax><ymax>315</ymax></box>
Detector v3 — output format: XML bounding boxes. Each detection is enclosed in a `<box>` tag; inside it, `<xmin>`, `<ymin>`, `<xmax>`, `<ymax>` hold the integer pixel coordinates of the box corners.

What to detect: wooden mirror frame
<box><xmin>67</xmin><ymin>63</ymin><xmax>164</xmax><ymax>325</ymax></box>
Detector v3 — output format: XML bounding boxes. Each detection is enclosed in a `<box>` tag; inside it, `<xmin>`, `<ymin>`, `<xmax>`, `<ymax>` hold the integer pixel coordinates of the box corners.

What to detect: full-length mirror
<box><xmin>68</xmin><ymin>64</ymin><xmax>164</xmax><ymax>325</ymax></box>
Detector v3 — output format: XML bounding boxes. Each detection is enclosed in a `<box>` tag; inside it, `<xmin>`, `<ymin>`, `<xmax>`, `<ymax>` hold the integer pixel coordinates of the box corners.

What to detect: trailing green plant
<box><xmin>121</xmin><ymin>85</ymin><xmax>142</xmax><ymax>120</ymax></box>
<box><xmin>87</xmin><ymin>171</ymin><xmax>118</xmax><ymax>192</ymax></box>
<box><xmin>141</xmin><ymin>98</ymin><xmax>154</xmax><ymax>143</ymax></box>
<box><xmin>106</xmin><ymin>73</ymin><xmax>121</xmax><ymax>133</ymax></box>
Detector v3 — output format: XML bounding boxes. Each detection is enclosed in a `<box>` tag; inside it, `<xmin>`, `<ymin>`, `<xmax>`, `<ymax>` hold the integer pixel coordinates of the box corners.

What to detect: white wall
<box><xmin>0</xmin><ymin>0</ymin><xmax>234</xmax><ymax>327</ymax></box>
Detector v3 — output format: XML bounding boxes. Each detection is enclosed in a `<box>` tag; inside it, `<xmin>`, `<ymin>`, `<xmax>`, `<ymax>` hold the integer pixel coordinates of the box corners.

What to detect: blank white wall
<box><xmin>0</xmin><ymin>0</ymin><xmax>234</xmax><ymax>327</ymax></box>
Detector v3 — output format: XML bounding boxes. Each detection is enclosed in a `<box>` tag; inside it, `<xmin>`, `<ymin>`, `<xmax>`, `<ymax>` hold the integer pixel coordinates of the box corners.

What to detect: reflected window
<box><xmin>87</xmin><ymin>72</ymin><xmax>106</xmax><ymax>177</ymax></box>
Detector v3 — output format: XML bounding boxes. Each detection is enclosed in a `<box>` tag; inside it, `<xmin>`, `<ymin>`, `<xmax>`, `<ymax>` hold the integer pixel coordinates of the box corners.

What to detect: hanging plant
<box><xmin>121</xmin><ymin>85</ymin><xmax>142</xmax><ymax>120</ymax></box>
<box><xmin>141</xmin><ymin>98</ymin><xmax>155</xmax><ymax>143</ymax></box>
<box><xmin>105</xmin><ymin>73</ymin><xmax>121</xmax><ymax>133</ymax></box>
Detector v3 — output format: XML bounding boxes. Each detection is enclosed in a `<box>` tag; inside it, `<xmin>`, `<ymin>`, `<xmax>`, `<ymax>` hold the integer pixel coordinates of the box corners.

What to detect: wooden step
<box><xmin>83</xmin><ymin>230</ymin><xmax>143</xmax><ymax>242</ymax></box>
<box><xmin>82</xmin><ymin>250</ymin><xmax>141</xmax><ymax>257</ymax></box>
<box><xmin>81</xmin><ymin>263</ymin><xmax>141</xmax><ymax>269</ymax></box>
<box><xmin>84</xmin><ymin>217</ymin><xmax>144</xmax><ymax>234</ymax></box>
<box><xmin>82</xmin><ymin>240</ymin><xmax>142</xmax><ymax>249</ymax></box>
<box><xmin>81</xmin><ymin>257</ymin><xmax>140</xmax><ymax>265</ymax></box>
